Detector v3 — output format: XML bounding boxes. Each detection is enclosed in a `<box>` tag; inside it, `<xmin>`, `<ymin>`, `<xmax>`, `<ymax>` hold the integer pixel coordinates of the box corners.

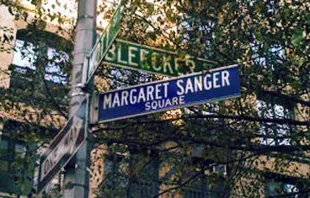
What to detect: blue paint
<box><xmin>98</xmin><ymin>65</ymin><xmax>240</xmax><ymax>123</ymax></box>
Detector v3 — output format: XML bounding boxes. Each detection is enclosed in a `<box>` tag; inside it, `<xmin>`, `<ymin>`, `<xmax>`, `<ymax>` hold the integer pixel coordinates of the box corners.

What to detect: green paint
<box><xmin>102</xmin><ymin>39</ymin><xmax>218</xmax><ymax>76</ymax></box>
<box><xmin>87</xmin><ymin>4</ymin><xmax>122</xmax><ymax>81</ymax></box>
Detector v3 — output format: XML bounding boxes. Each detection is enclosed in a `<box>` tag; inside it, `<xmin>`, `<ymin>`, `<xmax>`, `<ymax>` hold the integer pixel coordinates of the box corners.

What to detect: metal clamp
<box><xmin>75</xmin><ymin>83</ymin><xmax>85</xmax><ymax>89</ymax></box>
<box><xmin>78</xmin><ymin>14</ymin><xmax>95</xmax><ymax>19</ymax></box>
<box><xmin>70</xmin><ymin>92</ymin><xmax>86</xmax><ymax>97</ymax></box>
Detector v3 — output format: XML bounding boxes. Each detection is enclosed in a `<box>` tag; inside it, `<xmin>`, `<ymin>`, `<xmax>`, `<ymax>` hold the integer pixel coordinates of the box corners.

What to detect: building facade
<box><xmin>1</xmin><ymin>0</ymin><xmax>310</xmax><ymax>198</ymax></box>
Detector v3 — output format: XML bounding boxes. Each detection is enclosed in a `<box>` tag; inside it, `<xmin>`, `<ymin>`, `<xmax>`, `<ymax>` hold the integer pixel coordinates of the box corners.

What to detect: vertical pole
<box><xmin>64</xmin><ymin>0</ymin><xmax>96</xmax><ymax>197</ymax></box>
<box><xmin>201</xmin><ymin>171</ymin><xmax>206</xmax><ymax>198</ymax></box>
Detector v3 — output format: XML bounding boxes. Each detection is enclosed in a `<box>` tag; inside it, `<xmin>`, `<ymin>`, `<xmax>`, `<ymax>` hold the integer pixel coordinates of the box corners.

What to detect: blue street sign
<box><xmin>92</xmin><ymin>65</ymin><xmax>240</xmax><ymax>123</ymax></box>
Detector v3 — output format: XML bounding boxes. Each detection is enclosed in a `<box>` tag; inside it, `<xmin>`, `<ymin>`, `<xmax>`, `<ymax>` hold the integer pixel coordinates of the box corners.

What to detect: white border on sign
<box><xmin>93</xmin><ymin>64</ymin><xmax>240</xmax><ymax>124</ymax></box>
<box><xmin>100</xmin><ymin>38</ymin><xmax>219</xmax><ymax>77</ymax></box>
<box><xmin>97</xmin><ymin>94</ymin><xmax>240</xmax><ymax>123</ymax></box>
<box><xmin>98</xmin><ymin>64</ymin><xmax>238</xmax><ymax>95</ymax></box>
<box><xmin>38</xmin><ymin>96</ymin><xmax>89</xmax><ymax>193</ymax></box>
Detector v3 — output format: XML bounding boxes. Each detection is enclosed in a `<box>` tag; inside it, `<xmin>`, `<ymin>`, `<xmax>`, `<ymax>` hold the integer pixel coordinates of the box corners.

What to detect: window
<box><xmin>15</xmin><ymin>143</ymin><xmax>27</xmax><ymax>159</ymax></box>
<box><xmin>0</xmin><ymin>130</ymin><xmax>36</xmax><ymax>195</ymax></box>
<box><xmin>45</xmin><ymin>47</ymin><xmax>69</xmax><ymax>85</ymax></box>
<box><xmin>0</xmin><ymin>138</ymin><xmax>9</xmax><ymax>171</ymax></box>
<box><xmin>102</xmin><ymin>147</ymin><xmax>159</xmax><ymax>197</ymax></box>
<box><xmin>210</xmin><ymin>164</ymin><xmax>227</xmax><ymax>177</ymax></box>
<box><xmin>130</xmin><ymin>179</ymin><xmax>159</xmax><ymax>198</ymax></box>
<box><xmin>12</xmin><ymin>38</ymin><xmax>68</xmax><ymax>85</ymax></box>
<box><xmin>256</xmin><ymin>99</ymin><xmax>293</xmax><ymax>145</ymax></box>
<box><xmin>0</xmin><ymin>136</ymin><xmax>27</xmax><ymax>172</ymax></box>
<box><xmin>182</xmin><ymin>176</ymin><xmax>225</xmax><ymax>198</ymax></box>
<box><xmin>265</xmin><ymin>180</ymin><xmax>298</xmax><ymax>197</ymax></box>
<box><xmin>102</xmin><ymin>151</ymin><xmax>128</xmax><ymax>196</ymax></box>
<box><xmin>251</xmin><ymin>42</ymin><xmax>284</xmax><ymax>70</ymax></box>
<box><xmin>265</xmin><ymin>178</ymin><xmax>306</xmax><ymax>198</ymax></box>
<box><xmin>184</xmin><ymin>189</ymin><xmax>203</xmax><ymax>198</ymax></box>
<box><xmin>12</xmin><ymin>39</ymin><xmax>36</xmax><ymax>70</ymax></box>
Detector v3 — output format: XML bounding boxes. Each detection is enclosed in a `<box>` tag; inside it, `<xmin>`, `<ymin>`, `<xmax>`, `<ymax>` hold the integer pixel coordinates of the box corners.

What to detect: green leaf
<box><xmin>8</xmin><ymin>6</ymin><xmax>14</xmax><ymax>15</ymax></box>
<box><xmin>298</xmin><ymin>57</ymin><xmax>305</xmax><ymax>66</ymax></box>
<box><xmin>146</xmin><ymin>3</ymin><xmax>154</xmax><ymax>16</ymax></box>
<box><xmin>291</xmin><ymin>28</ymin><xmax>305</xmax><ymax>47</ymax></box>
<box><xmin>254</xmin><ymin>30</ymin><xmax>264</xmax><ymax>42</ymax></box>
<box><xmin>165</xmin><ymin>9</ymin><xmax>176</xmax><ymax>23</ymax></box>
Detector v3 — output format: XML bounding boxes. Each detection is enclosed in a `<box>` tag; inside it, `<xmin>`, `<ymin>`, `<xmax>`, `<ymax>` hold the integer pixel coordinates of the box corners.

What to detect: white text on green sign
<box><xmin>87</xmin><ymin>4</ymin><xmax>121</xmax><ymax>81</ymax></box>
<box><xmin>102</xmin><ymin>39</ymin><xmax>217</xmax><ymax>76</ymax></box>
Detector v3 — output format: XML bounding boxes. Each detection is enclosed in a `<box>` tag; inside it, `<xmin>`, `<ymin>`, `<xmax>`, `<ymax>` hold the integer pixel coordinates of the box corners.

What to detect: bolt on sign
<box><xmin>91</xmin><ymin>65</ymin><xmax>240</xmax><ymax>123</ymax></box>
<box><xmin>37</xmin><ymin>96</ymin><xmax>89</xmax><ymax>193</ymax></box>
<box><xmin>102</xmin><ymin>39</ymin><xmax>218</xmax><ymax>76</ymax></box>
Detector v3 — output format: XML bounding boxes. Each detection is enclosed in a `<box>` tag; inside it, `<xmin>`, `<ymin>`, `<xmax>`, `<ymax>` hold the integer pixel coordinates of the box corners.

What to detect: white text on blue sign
<box><xmin>98</xmin><ymin>65</ymin><xmax>240</xmax><ymax>123</ymax></box>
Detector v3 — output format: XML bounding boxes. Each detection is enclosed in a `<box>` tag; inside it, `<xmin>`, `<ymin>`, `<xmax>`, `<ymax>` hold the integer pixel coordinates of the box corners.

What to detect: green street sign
<box><xmin>102</xmin><ymin>39</ymin><xmax>218</xmax><ymax>76</ymax></box>
<box><xmin>87</xmin><ymin>4</ymin><xmax>122</xmax><ymax>82</ymax></box>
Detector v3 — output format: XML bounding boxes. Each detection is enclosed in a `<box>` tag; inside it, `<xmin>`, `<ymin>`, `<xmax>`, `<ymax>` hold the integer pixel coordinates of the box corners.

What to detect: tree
<box><xmin>0</xmin><ymin>0</ymin><xmax>74</xmax><ymax>196</ymax></box>
<box><xmin>92</xmin><ymin>0</ymin><xmax>310</xmax><ymax>197</ymax></box>
<box><xmin>1</xmin><ymin>0</ymin><xmax>310</xmax><ymax>197</ymax></box>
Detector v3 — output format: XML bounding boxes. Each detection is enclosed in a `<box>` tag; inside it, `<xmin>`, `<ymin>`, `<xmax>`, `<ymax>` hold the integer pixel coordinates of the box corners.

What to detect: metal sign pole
<box><xmin>37</xmin><ymin>97</ymin><xmax>89</xmax><ymax>193</ymax></box>
<box><xmin>64</xmin><ymin>0</ymin><xmax>97</xmax><ymax>197</ymax></box>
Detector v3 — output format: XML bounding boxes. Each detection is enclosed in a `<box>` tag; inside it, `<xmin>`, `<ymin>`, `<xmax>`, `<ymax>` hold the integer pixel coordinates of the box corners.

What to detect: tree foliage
<box><xmin>1</xmin><ymin>0</ymin><xmax>310</xmax><ymax>197</ymax></box>
<box><xmin>93</xmin><ymin>0</ymin><xmax>310</xmax><ymax>197</ymax></box>
<box><xmin>0</xmin><ymin>0</ymin><xmax>73</xmax><ymax>196</ymax></box>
